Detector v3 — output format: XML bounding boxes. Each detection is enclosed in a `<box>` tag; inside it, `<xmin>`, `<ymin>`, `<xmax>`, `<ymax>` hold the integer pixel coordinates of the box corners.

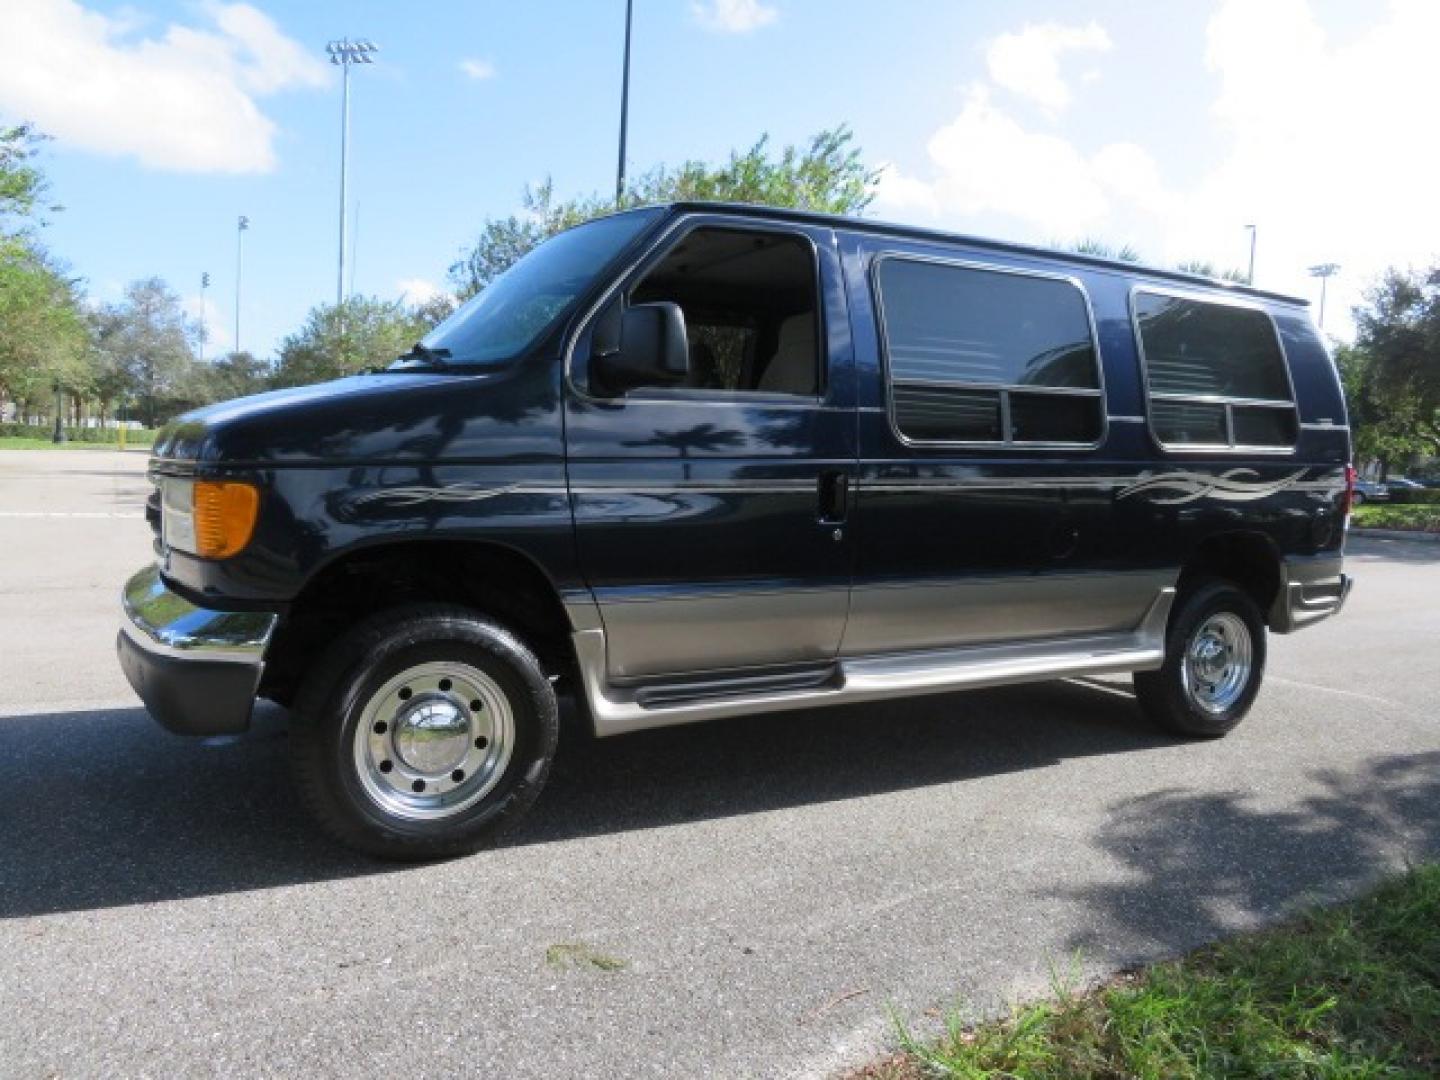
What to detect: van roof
<box><xmin>650</xmin><ymin>201</ymin><xmax>1309</xmax><ymax>307</ymax></box>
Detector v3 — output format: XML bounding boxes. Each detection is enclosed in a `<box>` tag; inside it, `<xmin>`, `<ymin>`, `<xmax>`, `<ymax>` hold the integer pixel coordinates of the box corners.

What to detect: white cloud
<box><xmin>877</xmin><ymin>2</ymin><xmax>1440</xmax><ymax>339</ymax></box>
<box><xmin>207</xmin><ymin>3</ymin><xmax>328</xmax><ymax>95</ymax></box>
<box><xmin>1165</xmin><ymin>0</ymin><xmax>1440</xmax><ymax>334</ymax></box>
<box><xmin>877</xmin><ymin>86</ymin><xmax>1169</xmax><ymax>234</ymax></box>
<box><xmin>985</xmin><ymin>20</ymin><xmax>1111</xmax><ymax>113</ymax></box>
<box><xmin>459</xmin><ymin>58</ymin><xmax>496</xmax><ymax>81</ymax></box>
<box><xmin>0</xmin><ymin>0</ymin><xmax>328</xmax><ymax>173</ymax></box>
<box><xmin>874</xmin><ymin>165</ymin><xmax>940</xmax><ymax>218</ymax></box>
<box><xmin>692</xmin><ymin>0</ymin><xmax>778</xmax><ymax>34</ymax></box>
<box><xmin>397</xmin><ymin>278</ymin><xmax>447</xmax><ymax>308</ymax></box>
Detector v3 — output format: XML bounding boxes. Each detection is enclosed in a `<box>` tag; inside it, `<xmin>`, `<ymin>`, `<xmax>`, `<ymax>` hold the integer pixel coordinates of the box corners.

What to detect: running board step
<box><xmin>634</xmin><ymin>665</ymin><xmax>840</xmax><ymax>708</ymax></box>
<box><xmin>575</xmin><ymin>588</ymin><xmax>1175</xmax><ymax>738</ymax></box>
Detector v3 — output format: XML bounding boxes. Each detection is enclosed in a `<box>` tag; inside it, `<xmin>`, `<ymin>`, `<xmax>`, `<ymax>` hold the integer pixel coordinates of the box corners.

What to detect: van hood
<box><xmin>153</xmin><ymin>365</ymin><xmax>556</xmax><ymax>466</ymax></box>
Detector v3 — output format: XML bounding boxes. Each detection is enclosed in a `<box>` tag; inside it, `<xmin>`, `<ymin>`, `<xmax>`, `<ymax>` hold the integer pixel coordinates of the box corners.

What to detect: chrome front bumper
<box><xmin>1269</xmin><ymin>554</ymin><xmax>1353</xmax><ymax>634</ymax></box>
<box><xmin>117</xmin><ymin>565</ymin><xmax>279</xmax><ymax>735</ymax></box>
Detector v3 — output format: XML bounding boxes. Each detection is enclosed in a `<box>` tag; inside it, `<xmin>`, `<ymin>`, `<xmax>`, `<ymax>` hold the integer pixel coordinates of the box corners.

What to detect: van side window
<box><xmin>1134</xmin><ymin>292</ymin><xmax>1297</xmax><ymax>449</ymax></box>
<box><xmin>623</xmin><ymin>227</ymin><xmax>820</xmax><ymax>395</ymax></box>
<box><xmin>875</xmin><ymin>258</ymin><xmax>1103</xmax><ymax>445</ymax></box>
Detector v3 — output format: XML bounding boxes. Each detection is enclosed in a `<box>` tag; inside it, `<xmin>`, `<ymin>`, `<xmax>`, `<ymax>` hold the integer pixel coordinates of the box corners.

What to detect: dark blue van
<box><xmin>119</xmin><ymin>203</ymin><xmax>1354</xmax><ymax>857</ymax></box>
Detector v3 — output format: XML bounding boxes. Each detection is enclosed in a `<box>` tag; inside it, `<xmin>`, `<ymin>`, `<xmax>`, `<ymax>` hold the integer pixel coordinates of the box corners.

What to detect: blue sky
<box><xmin>3</xmin><ymin>0</ymin><xmax>1436</xmax><ymax>359</ymax></box>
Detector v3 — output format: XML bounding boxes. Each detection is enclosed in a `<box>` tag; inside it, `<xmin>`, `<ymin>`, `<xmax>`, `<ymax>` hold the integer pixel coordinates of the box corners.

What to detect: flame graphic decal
<box><xmin>1117</xmin><ymin>468</ymin><xmax>1308</xmax><ymax>505</ymax></box>
<box><xmin>352</xmin><ymin>483</ymin><xmax>519</xmax><ymax>507</ymax></box>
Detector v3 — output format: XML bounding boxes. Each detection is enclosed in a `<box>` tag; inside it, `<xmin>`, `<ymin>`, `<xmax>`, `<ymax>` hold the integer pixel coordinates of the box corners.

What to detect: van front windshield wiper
<box><xmin>391</xmin><ymin>342</ymin><xmax>453</xmax><ymax>367</ymax></box>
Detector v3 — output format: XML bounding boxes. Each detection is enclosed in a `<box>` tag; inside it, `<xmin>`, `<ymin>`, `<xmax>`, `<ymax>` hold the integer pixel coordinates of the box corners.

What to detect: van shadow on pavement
<box><xmin>2</xmin><ymin>679</ymin><xmax>1172</xmax><ymax>918</ymax></box>
<box><xmin>4</xmin><ymin>681</ymin><xmax>1437</xmax><ymax>933</ymax></box>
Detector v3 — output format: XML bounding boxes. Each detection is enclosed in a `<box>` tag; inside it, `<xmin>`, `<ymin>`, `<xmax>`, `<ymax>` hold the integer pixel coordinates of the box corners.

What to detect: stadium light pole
<box><xmin>327</xmin><ymin>38</ymin><xmax>379</xmax><ymax>307</ymax></box>
<box><xmin>616</xmin><ymin>0</ymin><xmax>633</xmax><ymax>206</ymax></box>
<box><xmin>1309</xmin><ymin>262</ymin><xmax>1341</xmax><ymax>330</ymax></box>
<box><xmin>1245</xmin><ymin>224</ymin><xmax>1257</xmax><ymax>285</ymax></box>
<box><xmin>235</xmin><ymin>216</ymin><xmax>248</xmax><ymax>355</ymax></box>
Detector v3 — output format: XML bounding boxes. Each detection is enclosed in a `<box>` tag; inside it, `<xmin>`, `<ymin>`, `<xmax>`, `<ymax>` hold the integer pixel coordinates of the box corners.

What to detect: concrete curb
<box><xmin>1351</xmin><ymin>527</ymin><xmax>1440</xmax><ymax>544</ymax></box>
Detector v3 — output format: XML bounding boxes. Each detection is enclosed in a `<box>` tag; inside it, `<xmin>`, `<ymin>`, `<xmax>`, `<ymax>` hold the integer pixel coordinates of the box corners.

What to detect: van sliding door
<box><xmin>841</xmin><ymin>240</ymin><xmax>1167</xmax><ymax>656</ymax></box>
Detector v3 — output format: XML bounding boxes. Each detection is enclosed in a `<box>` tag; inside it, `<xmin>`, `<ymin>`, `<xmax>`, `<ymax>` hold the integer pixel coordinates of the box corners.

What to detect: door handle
<box><xmin>818</xmin><ymin>470</ymin><xmax>849</xmax><ymax>523</ymax></box>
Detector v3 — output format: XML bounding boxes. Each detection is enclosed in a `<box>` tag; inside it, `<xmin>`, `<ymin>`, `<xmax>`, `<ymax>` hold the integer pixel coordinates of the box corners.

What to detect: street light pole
<box><xmin>199</xmin><ymin>271</ymin><xmax>210</xmax><ymax>363</ymax></box>
<box><xmin>616</xmin><ymin>0</ymin><xmax>633</xmax><ymax>206</ymax></box>
<box><xmin>327</xmin><ymin>38</ymin><xmax>379</xmax><ymax>307</ymax></box>
<box><xmin>1308</xmin><ymin>263</ymin><xmax>1341</xmax><ymax>330</ymax></box>
<box><xmin>1245</xmin><ymin>224</ymin><xmax>1257</xmax><ymax>285</ymax></box>
<box><xmin>235</xmin><ymin>216</ymin><xmax>248</xmax><ymax>356</ymax></box>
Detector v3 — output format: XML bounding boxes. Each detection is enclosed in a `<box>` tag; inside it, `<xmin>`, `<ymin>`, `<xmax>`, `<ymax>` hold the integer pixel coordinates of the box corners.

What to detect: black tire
<box><xmin>290</xmin><ymin>604</ymin><xmax>558</xmax><ymax>860</ymax></box>
<box><xmin>1352</xmin><ymin>490</ymin><xmax>1367</xmax><ymax>505</ymax></box>
<box><xmin>1133</xmin><ymin>579</ymin><xmax>1267</xmax><ymax>738</ymax></box>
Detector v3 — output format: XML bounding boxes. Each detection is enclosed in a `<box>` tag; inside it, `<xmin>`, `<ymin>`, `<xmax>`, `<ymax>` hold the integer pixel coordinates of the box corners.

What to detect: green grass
<box><xmin>544</xmin><ymin>942</ymin><xmax>627</xmax><ymax>973</ymax></box>
<box><xmin>861</xmin><ymin>865</ymin><xmax>1440</xmax><ymax>1079</ymax></box>
<box><xmin>1353</xmin><ymin>503</ymin><xmax>1440</xmax><ymax>533</ymax></box>
<box><xmin>0</xmin><ymin>434</ymin><xmax>154</xmax><ymax>451</ymax></box>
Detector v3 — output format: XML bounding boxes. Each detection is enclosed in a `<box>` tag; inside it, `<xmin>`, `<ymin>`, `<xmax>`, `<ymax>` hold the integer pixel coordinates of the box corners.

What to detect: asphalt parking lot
<box><xmin>2</xmin><ymin>449</ymin><xmax>1438</xmax><ymax>1078</ymax></box>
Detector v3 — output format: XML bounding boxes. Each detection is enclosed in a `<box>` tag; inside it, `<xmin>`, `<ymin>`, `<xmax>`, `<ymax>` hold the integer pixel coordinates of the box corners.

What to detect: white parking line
<box><xmin>0</xmin><ymin>698</ymin><xmax>142</xmax><ymax>719</ymax></box>
<box><xmin>0</xmin><ymin>512</ymin><xmax>136</xmax><ymax>519</ymax></box>
<box><xmin>1268</xmin><ymin>674</ymin><xmax>1422</xmax><ymax>715</ymax></box>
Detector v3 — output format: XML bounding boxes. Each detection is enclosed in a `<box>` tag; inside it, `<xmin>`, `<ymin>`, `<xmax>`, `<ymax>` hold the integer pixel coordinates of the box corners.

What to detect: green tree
<box><xmin>1070</xmin><ymin>238</ymin><xmax>1142</xmax><ymax>263</ymax></box>
<box><xmin>411</xmin><ymin>292</ymin><xmax>458</xmax><ymax>329</ymax></box>
<box><xmin>93</xmin><ymin>278</ymin><xmax>197</xmax><ymax>427</ymax></box>
<box><xmin>0</xmin><ymin>124</ymin><xmax>90</xmax><ymax>420</ymax></box>
<box><xmin>449</xmin><ymin>125</ymin><xmax>880</xmax><ymax>299</ymax></box>
<box><xmin>272</xmin><ymin>296</ymin><xmax>434</xmax><ymax>387</ymax></box>
<box><xmin>203</xmin><ymin>350</ymin><xmax>271</xmax><ymax>403</ymax></box>
<box><xmin>1174</xmin><ymin>259</ymin><xmax>1251</xmax><ymax>284</ymax></box>
<box><xmin>1335</xmin><ymin>342</ymin><xmax>1429</xmax><ymax>477</ymax></box>
<box><xmin>0</xmin><ymin>241</ymin><xmax>91</xmax><ymax>415</ymax></box>
<box><xmin>1055</xmin><ymin>242</ymin><xmax>1249</xmax><ymax>283</ymax></box>
<box><xmin>0</xmin><ymin>123</ymin><xmax>56</xmax><ymax>228</ymax></box>
<box><xmin>1354</xmin><ymin>264</ymin><xmax>1440</xmax><ymax>460</ymax></box>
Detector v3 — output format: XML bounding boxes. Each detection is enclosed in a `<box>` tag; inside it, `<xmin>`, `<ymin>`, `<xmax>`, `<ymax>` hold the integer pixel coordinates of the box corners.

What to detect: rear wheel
<box><xmin>290</xmin><ymin>604</ymin><xmax>558</xmax><ymax>859</ymax></box>
<box><xmin>1133</xmin><ymin>579</ymin><xmax>1266</xmax><ymax>737</ymax></box>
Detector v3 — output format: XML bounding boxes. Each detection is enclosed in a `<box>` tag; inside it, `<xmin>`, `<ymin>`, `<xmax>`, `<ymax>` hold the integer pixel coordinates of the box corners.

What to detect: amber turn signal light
<box><xmin>193</xmin><ymin>481</ymin><xmax>260</xmax><ymax>559</ymax></box>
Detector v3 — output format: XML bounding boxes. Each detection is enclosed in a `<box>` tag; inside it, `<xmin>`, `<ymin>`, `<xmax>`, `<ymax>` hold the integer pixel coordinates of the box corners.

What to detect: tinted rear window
<box><xmin>879</xmin><ymin>260</ymin><xmax>1098</xmax><ymax>389</ymax></box>
<box><xmin>877</xmin><ymin>258</ymin><xmax>1103</xmax><ymax>445</ymax></box>
<box><xmin>1134</xmin><ymin>291</ymin><xmax>1296</xmax><ymax>449</ymax></box>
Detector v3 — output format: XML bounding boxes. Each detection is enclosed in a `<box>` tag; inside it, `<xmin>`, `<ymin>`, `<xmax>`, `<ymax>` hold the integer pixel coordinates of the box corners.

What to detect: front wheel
<box><xmin>1133</xmin><ymin>579</ymin><xmax>1266</xmax><ymax>737</ymax></box>
<box><xmin>290</xmin><ymin>605</ymin><xmax>558</xmax><ymax>859</ymax></box>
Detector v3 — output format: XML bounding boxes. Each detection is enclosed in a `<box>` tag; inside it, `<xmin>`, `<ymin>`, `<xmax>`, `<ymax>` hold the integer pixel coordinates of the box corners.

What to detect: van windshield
<box><xmin>397</xmin><ymin>208</ymin><xmax>663</xmax><ymax>367</ymax></box>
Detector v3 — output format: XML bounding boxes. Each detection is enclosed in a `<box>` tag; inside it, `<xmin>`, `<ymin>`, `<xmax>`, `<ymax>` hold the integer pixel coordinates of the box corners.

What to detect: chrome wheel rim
<box><xmin>1183</xmin><ymin>612</ymin><xmax>1252</xmax><ymax>714</ymax></box>
<box><xmin>353</xmin><ymin>660</ymin><xmax>514</xmax><ymax>821</ymax></box>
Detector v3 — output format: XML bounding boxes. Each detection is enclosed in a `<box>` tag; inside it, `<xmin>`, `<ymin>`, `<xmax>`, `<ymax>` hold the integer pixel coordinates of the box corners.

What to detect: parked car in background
<box><xmin>1353</xmin><ymin>478</ymin><xmax>1390</xmax><ymax>504</ymax></box>
<box><xmin>1385</xmin><ymin>478</ymin><xmax>1430</xmax><ymax>501</ymax></box>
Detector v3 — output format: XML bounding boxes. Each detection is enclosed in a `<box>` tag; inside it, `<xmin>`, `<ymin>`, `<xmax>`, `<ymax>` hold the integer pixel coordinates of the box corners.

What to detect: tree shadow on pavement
<box><xmin>1062</xmin><ymin>751</ymin><xmax>1440</xmax><ymax>965</ymax></box>
<box><xmin>1345</xmin><ymin>536</ymin><xmax>1440</xmax><ymax>564</ymax></box>
<box><xmin>1</xmin><ymin>679</ymin><xmax>1171</xmax><ymax>918</ymax></box>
